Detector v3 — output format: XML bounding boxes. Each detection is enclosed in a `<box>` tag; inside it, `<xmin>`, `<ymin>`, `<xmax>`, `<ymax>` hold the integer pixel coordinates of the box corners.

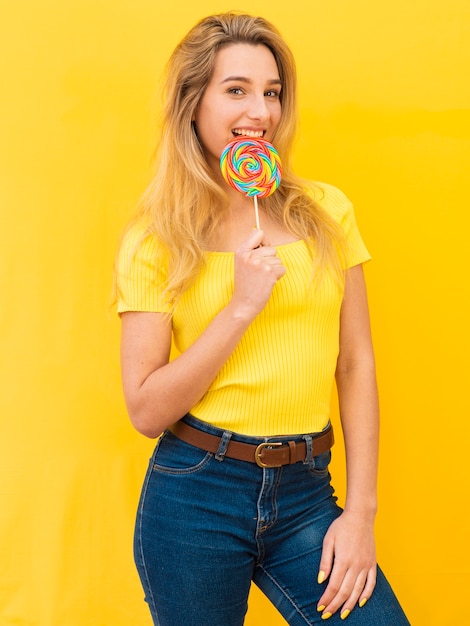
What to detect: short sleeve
<box><xmin>313</xmin><ymin>182</ymin><xmax>371</xmax><ymax>268</ymax></box>
<box><xmin>114</xmin><ymin>222</ymin><xmax>171</xmax><ymax>314</ymax></box>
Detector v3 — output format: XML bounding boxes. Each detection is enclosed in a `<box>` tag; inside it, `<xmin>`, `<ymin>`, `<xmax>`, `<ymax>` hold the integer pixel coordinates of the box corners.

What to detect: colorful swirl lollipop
<box><xmin>220</xmin><ymin>138</ymin><xmax>282</xmax><ymax>229</ymax></box>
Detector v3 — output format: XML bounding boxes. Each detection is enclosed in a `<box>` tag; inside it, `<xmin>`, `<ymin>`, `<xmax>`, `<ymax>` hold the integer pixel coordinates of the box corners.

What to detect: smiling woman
<box><xmin>114</xmin><ymin>12</ymin><xmax>410</xmax><ymax>625</ymax></box>
<box><xmin>193</xmin><ymin>43</ymin><xmax>282</xmax><ymax>170</ymax></box>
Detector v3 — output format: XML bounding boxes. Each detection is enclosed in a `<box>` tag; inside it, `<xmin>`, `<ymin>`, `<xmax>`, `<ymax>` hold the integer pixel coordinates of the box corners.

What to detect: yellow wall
<box><xmin>1</xmin><ymin>1</ymin><xmax>468</xmax><ymax>624</ymax></box>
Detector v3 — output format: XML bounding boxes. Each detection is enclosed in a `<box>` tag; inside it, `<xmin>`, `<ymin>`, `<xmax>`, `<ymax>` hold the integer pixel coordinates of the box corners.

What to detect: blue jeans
<box><xmin>134</xmin><ymin>414</ymin><xmax>409</xmax><ymax>625</ymax></box>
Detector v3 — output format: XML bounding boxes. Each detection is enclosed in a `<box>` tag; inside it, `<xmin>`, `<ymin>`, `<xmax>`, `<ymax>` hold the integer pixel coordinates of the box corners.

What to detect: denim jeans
<box><xmin>134</xmin><ymin>414</ymin><xmax>409</xmax><ymax>625</ymax></box>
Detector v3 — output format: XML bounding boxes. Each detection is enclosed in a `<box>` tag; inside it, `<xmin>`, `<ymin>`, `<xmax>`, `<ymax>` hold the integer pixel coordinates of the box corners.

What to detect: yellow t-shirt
<box><xmin>116</xmin><ymin>182</ymin><xmax>371</xmax><ymax>436</ymax></box>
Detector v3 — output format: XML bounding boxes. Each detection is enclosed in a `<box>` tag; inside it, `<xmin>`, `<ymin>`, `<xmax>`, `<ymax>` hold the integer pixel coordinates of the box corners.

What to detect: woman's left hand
<box><xmin>316</xmin><ymin>510</ymin><xmax>377</xmax><ymax>620</ymax></box>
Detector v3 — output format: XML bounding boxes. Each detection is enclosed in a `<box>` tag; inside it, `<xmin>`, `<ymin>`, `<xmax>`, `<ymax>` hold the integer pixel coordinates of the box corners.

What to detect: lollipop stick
<box><xmin>253</xmin><ymin>195</ymin><xmax>261</xmax><ymax>230</ymax></box>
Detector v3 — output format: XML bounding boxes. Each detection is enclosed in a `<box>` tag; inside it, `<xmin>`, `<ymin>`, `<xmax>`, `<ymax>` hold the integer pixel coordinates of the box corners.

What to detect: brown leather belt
<box><xmin>169</xmin><ymin>420</ymin><xmax>334</xmax><ymax>468</ymax></box>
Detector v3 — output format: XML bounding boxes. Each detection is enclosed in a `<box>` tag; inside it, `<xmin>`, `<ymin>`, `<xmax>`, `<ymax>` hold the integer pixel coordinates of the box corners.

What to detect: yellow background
<box><xmin>1</xmin><ymin>1</ymin><xmax>469</xmax><ymax>624</ymax></box>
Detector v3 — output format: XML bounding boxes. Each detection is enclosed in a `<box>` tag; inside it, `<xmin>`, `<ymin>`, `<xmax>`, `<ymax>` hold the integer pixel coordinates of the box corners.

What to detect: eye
<box><xmin>228</xmin><ymin>87</ymin><xmax>244</xmax><ymax>95</ymax></box>
<box><xmin>265</xmin><ymin>89</ymin><xmax>281</xmax><ymax>98</ymax></box>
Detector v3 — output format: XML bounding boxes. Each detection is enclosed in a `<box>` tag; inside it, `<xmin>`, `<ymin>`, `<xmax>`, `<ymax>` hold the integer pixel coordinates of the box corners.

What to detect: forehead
<box><xmin>211</xmin><ymin>43</ymin><xmax>280</xmax><ymax>81</ymax></box>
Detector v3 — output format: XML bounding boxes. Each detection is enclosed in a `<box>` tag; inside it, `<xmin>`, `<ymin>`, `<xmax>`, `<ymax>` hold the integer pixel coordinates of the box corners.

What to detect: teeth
<box><xmin>233</xmin><ymin>129</ymin><xmax>264</xmax><ymax>138</ymax></box>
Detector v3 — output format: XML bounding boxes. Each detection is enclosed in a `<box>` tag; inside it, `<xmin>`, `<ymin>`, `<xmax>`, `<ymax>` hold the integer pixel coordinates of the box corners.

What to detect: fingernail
<box><xmin>317</xmin><ymin>605</ymin><xmax>326</xmax><ymax>612</ymax></box>
<box><xmin>341</xmin><ymin>609</ymin><xmax>351</xmax><ymax>620</ymax></box>
<box><xmin>359</xmin><ymin>597</ymin><xmax>368</xmax><ymax>608</ymax></box>
<box><xmin>317</xmin><ymin>570</ymin><xmax>325</xmax><ymax>584</ymax></box>
<box><xmin>321</xmin><ymin>612</ymin><xmax>332</xmax><ymax>620</ymax></box>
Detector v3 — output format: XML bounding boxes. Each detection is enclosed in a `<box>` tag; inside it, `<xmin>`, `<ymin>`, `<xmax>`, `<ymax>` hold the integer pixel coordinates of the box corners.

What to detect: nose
<box><xmin>247</xmin><ymin>93</ymin><xmax>270</xmax><ymax>122</ymax></box>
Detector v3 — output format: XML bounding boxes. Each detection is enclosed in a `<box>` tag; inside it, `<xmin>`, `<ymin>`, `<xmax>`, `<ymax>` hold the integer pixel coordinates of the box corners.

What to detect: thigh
<box><xmin>134</xmin><ymin>432</ymin><xmax>257</xmax><ymax>626</ymax></box>
<box><xmin>253</xmin><ymin>458</ymin><xmax>410</xmax><ymax>625</ymax></box>
<box><xmin>253</xmin><ymin>457</ymin><xmax>340</xmax><ymax>625</ymax></box>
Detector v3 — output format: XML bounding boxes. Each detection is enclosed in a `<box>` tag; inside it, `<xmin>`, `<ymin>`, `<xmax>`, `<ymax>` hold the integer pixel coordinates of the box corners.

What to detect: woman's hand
<box><xmin>316</xmin><ymin>510</ymin><xmax>377</xmax><ymax>620</ymax></box>
<box><xmin>231</xmin><ymin>228</ymin><xmax>286</xmax><ymax>319</ymax></box>
<box><xmin>121</xmin><ymin>230</ymin><xmax>285</xmax><ymax>437</ymax></box>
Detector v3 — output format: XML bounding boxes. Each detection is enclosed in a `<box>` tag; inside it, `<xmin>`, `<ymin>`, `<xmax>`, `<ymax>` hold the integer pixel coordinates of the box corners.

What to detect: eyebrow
<box><xmin>220</xmin><ymin>76</ymin><xmax>282</xmax><ymax>86</ymax></box>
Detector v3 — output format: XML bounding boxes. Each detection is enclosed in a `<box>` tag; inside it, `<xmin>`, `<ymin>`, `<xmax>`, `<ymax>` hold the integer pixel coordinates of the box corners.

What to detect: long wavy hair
<box><xmin>124</xmin><ymin>12</ymin><xmax>345</xmax><ymax>306</ymax></box>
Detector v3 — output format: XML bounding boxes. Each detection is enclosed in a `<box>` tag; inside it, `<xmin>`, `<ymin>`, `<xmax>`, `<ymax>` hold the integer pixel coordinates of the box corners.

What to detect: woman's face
<box><xmin>194</xmin><ymin>43</ymin><xmax>282</xmax><ymax>173</ymax></box>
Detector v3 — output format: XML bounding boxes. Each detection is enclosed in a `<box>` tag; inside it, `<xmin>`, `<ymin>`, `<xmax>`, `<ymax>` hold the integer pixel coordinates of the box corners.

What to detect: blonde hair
<box><xmin>126</xmin><ymin>12</ymin><xmax>345</xmax><ymax>306</ymax></box>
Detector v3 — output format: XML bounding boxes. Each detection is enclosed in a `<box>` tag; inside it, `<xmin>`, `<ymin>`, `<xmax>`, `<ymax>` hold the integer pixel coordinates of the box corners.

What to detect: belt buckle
<box><xmin>255</xmin><ymin>442</ymin><xmax>283</xmax><ymax>468</ymax></box>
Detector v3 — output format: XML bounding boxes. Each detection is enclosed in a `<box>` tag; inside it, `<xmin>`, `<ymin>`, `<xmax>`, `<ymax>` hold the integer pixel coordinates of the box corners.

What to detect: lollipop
<box><xmin>220</xmin><ymin>138</ymin><xmax>282</xmax><ymax>229</ymax></box>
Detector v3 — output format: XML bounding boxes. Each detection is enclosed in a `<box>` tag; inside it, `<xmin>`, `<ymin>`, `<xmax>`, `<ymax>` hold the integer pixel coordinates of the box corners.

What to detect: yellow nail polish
<box><xmin>341</xmin><ymin>609</ymin><xmax>351</xmax><ymax>620</ymax></box>
<box><xmin>317</xmin><ymin>605</ymin><xmax>326</xmax><ymax>612</ymax></box>
<box><xmin>317</xmin><ymin>570</ymin><xmax>325</xmax><ymax>584</ymax></box>
<box><xmin>321</xmin><ymin>612</ymin><xmax>332</xmax><ymax>620</ymax></box>
<box><xmin>359</xmin><ymin>597</ymin><xmax>368</xmax><ymax>608</ymax></box>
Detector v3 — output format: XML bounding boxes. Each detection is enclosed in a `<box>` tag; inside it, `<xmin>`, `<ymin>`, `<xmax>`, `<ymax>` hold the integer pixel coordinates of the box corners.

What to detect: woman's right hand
<box><xmin>232</xmin><ymin>229</ymin><xmax>286</xmax><ymax>319</ymax></box>
<box><xmin>120</xmin><ymin>229</ymin><xmax>285</xmax><ymax>438</ymax></box>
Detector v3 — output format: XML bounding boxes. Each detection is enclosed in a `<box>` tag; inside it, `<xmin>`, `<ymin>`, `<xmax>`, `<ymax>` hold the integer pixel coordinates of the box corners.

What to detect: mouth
<box><xmin>232</xmin><ymin>128</ymin><xmax>265</xmax><ymax>139</ymax></box>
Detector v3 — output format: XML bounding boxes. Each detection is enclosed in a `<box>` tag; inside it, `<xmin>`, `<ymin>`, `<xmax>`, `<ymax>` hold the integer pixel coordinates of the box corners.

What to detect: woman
<box><xmin>115</xmin><ymin>12</ymin><xmax>410</xmax><ymax>625</ymax></box>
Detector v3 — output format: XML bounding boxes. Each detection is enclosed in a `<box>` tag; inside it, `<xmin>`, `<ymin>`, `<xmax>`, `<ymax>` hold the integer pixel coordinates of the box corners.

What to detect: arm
<box><xmin>120</xmin><ymin>228</ymin><xmax>286</xmax><ymax>438</ymax></box>
<box><xmin>317</xmin><ymin>263</ymin><xmax>379</xmax><ymax>620</ymax></box>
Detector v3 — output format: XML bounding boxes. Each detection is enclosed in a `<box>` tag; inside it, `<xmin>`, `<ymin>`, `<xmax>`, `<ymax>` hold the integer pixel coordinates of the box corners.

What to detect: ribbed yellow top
<box><xmin>116</xmin><ymin>183</ymin><xmax>370</xmax><ymax>435</ymax></box>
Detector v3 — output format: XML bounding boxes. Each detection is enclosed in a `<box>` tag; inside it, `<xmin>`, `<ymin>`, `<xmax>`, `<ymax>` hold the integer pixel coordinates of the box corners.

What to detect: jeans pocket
<box><xmin>309</xmin><ymin>449</ymin><xmax>332</xmax><ymax>476</ymax></box>
<box><xmin>152</xmin><ymin>431</ymin><xmax>213</xmax><ymax>475</ymax></box>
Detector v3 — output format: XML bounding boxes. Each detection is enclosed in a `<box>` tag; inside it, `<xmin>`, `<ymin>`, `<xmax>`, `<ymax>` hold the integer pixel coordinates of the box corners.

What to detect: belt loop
<box><xmin>288</xmin><ymin>440</ymin><xmax>296</xmax><ymax>464</ymax></box>
<box><xmin>302</xmin><ymin>434</ymin><xmax>313</xmax><ymax>465</ymax></box>
<box><xmin>215</xmin><ymin>431</ymin><xmax>232</xmax><ymax>462</ymax></box>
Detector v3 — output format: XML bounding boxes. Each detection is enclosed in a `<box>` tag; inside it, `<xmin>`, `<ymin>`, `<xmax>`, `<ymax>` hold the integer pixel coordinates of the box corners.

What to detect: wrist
<box><xmin>343</xmin><ymin>503</ymin><xmax>377</xmax><ymax>523</ymax></box>
<box><xmin>223</xmin><ymin>299</ymin><xmax>259</xmax><ymax>326</ymax></box>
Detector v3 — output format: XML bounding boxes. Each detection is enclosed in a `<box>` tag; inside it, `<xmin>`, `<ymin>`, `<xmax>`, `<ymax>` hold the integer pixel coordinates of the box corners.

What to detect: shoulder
<box><xmin>306</xmin><ymin>181</ymin><xmax>354</xmax><ymax>224</ymax></box>
<box><xmin>114</xmin><ymin>218</ymin><xmax>170</xmax><ymax>314</ymax></box>
<box><xmin>305</xmin><ymin>180</ymin><xmax>371</xmax><ymax>266</ymax></box>
<box><xmin>115</xmin><ymin>218</ymin><xmax>163</xmax><ymax>276</ymax></box>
